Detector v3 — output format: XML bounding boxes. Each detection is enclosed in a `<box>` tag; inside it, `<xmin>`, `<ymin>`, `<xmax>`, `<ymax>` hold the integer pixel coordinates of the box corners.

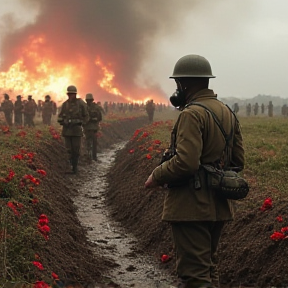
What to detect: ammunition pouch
<box><xmin>201</xmin><ymin>164</ymin><xmax>249</xmax><ymax>200</ymax></box>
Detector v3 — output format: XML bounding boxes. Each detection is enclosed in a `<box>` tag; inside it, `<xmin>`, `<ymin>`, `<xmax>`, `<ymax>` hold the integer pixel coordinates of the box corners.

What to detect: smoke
<box><xmin>0</xmin><ymin>0</ymin><xmax>194</xmax><ymax>102</ymax></box>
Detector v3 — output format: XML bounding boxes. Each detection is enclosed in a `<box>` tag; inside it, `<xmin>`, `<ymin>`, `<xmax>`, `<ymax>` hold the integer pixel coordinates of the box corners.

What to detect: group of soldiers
<box><xmin>0</xmin><ymin>93</ymin><xmax>57</xmax><ymax>127</ymax></box>
<box><xmin>233</xmin><ymin>101</ymin><xmax>275</xmax><ymax>117</ymax></box>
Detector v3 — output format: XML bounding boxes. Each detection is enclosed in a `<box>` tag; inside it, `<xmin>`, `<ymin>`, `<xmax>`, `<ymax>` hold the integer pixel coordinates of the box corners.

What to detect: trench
<box><xmin>73</xmin><ymin>142</ymin><xmax>175</xmax><ymax>288</ymax></box>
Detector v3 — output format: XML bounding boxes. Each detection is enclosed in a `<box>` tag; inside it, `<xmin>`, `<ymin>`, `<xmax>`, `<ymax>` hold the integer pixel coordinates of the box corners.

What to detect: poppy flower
<box><xmin>276</xmin><ymin>216</ymin><xmax>283</xmax><ymax>222</ymax></box>
<box><xmin>260</xmin><ymin>197</ymin><xmax>272</xmax><ymax>211</ymax></box>
<box><xmin>146</xmin><ymin>154</ymin><xmax>152</xmax><ymax>160</ymax></box>
<box><xmin>161</xmin><ymin>254</ymin><xmax>170</xmax><ymax>263</ymax></box>
<box><xmin>33</xmin><ymin>281</ymin><xmax>49</xmax><ymax>288</ymax></box>
<box><xmin>270</xmin><ymin>231</ymin><xmax>285</xmax><ymax>241</ymax></box>
<box><xmin>38</xmin><ymin>218</ymin><xmax>49</xmax><ymax>226</ymax></box>
<box><xmin>37</xmin><ymin>169</ymin><xmax>47</xmax><ymax>176</ymax></box>
<box><xmin>129</xmin><ymin>149</ymin><xmax>135</xmax><ymax>154</ymax></box>
<box><xmin>52</xmin><ymin>272</ymin><xmax>59</xmax><ymax>280</ymax></box>
<box><xmin>281</xmin><ymin>227</ymin><xmax>288</xmax><ymax>234</ymax></box>
<box><xmin>32</xmin><ymin>261</ymin><xmax>44</xmax><ymax>270</ymax></box>
<box><xmin>154</xmin><ymin>140</ymin><xmax>161</xmax><ymax>145</ymax></box>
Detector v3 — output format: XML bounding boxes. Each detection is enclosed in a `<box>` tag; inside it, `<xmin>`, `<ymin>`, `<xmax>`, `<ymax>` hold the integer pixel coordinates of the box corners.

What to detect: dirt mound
<box><xmin>106</xmin><ymin>131</ymin><xmax>288</xmax><ymax>287</ymax></box>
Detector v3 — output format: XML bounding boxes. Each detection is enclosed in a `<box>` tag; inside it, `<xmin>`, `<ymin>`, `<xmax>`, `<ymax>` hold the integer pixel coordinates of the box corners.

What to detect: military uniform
<box><xmin>145</xmin><ymin>100</ymin><xmax>155</xmax><ymax>122</ymax></box>
<box><xmin>24</xmin><ymin>96</ymin><xmax>37</xmax><ymax>127</ymax></box>
<box><xmin>42</xmin><ymin>96</ymin><xmax>57</xmax><ymax>125</ymax></box>
<box><xmin>14</xmin><ymin>96</ymin><xmax>24</xmax><ymax>126</ymax></box>
<box><xmin>1</xmin><ymin>95</ymin><xmax>14</xmax><ymax>126</ymax></box>
<box><xmin>83</xmin><ymin>95</ymin><xmax>103</xmax><ymax>161</ymax></box>
<box><xmin>58</xmin><ymin>90</ymin><xmax>89</xmax><ymax>173</ymax></box>
<box><xmin>146</xmin><ymin>55</ymin><xmax>245</xmax><ymax>288</ymax></box>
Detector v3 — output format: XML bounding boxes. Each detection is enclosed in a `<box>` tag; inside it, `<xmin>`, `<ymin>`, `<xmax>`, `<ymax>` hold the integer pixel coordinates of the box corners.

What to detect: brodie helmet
<box><xmin>66</xmin><ymin>85</ymin><xmax>77</xmax><ymax>94</ymax></box>
<box><xmin>85</xmin><ymin>93</ymin><xmax>94</xmax><ymax>100</ymax></box>
<box><xmin>4</xmin><ymin>93</ymin><xmax>9</xmax><ymax>99</ymax></box>
<box><xmin>170</xmin><ymin>54</ymin><xmax>215</xmax><ymax>78</ymax></box>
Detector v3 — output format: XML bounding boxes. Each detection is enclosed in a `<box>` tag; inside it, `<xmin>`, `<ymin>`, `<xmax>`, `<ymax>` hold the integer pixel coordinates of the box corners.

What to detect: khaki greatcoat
<box><xmin>152</xmin><ymin>89</ymin><xmax>245</xmax><ymax>222</ymax></box>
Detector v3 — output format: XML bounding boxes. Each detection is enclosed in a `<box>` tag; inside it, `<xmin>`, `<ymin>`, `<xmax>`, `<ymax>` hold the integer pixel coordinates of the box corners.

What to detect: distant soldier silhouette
<box><xmin>14</xmin><ymin>95</ymin><xmax>24</xmax><ymax>126</ymax></box>
<box><xmin>145</xmin><ymin>99</ymin><xmax>155</xmax><ymax>123</ymax></box>
<box><xmin>281</xmin><ymin>104</ymin><xmax>288</xmax><ymax>117</ymax></box>
<box><xmin>246</xmin><ymin>103</ymin><xmax>251</xmax><ymax>116</ymax></box>
<box><xmin>254</xmin><ymin>102</ymin><xmax>259</xmax><ymax>116</ymax></box>
<box><xmin>268</xmin><ymin>101</ymin><xmax>273</xmax><ymax>117</ymax></box>
<box><xmin>24</xmin><ymin>95</ymin><xmax>37</xmax><ymax>127</ymax></box>
<box><xmin>1</xmin><ymin>93</ymin><xmax>14</xmax><ymax>126</ymax></box>
<box><xmin>261</xmin><ymin>103</ymin><xmax>265</xmax><ymax>114</ymax></box>
<box><xmin>83</xmin><ymin>93</ymin><xmax>103</xmax><ymax>161</ymax></box>
<box><xmin>233</xmin><ymin>103</ymin><xmax>239</xmax><ymax>114</ymax></box>
<box><xmin>42</xmin><ymin>95</ymin><xmax>57</xmax><ymax>125</ymax></box>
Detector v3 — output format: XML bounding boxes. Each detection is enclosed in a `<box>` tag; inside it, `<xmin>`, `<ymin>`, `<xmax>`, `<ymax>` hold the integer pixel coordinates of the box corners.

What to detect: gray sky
<box><xmin>0</xmin><ymin>0</ymin><xmax>288</xmax><ymax>101</ymax></box>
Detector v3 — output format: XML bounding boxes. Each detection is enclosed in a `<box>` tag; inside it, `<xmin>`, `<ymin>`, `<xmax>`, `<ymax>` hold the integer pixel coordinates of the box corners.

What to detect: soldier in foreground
<box><xmin>83</xmin><ymin>93</ymin><xmax>103</xmax><ymax>161</ymax></box>
<box><xmin>14</xmin><ymin>95</ymin><xmax>24</xmax><ymax>126</ymax></box>
<box><xmin>42</xmin><ymin>95</ymin><xmax>57</xmax><ymax>125</ymax></box>
<box><xmin>145</xmin><ymin>55</ymin><xmax>244</xmax><ymax>288</ymax></box>
<box><xmin>57</xmin><ymin>85</ymin><xmax>89</xmax><ymax>174</ymax></box>
<box><xmin>1</xmin><ymin>93</ymin><xmax>14</xmax><ymax>126</ymax></box>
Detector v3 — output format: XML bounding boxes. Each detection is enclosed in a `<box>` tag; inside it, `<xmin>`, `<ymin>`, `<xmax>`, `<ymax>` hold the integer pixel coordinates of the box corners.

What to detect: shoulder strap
<box><xmin>185</xmin><ymin>101</ymin><xmax>236</xmax><ymax>169</ymax></box>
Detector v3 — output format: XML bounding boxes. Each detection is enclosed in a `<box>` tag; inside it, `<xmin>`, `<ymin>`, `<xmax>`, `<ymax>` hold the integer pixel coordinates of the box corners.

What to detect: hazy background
<box><xmin>0</xmin><ymin>0</ymin><xmax>287</xmax><ymax>101</ymax></box>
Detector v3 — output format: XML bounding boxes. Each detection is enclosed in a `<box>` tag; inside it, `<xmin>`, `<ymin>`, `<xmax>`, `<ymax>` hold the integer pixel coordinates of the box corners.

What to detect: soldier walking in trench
<box><xmin>145</xmin><ymin>99</ymin><xmax>156</xmax><ymax>123</ymax></box>
<box><xmin>83</xmin><ymin>93</ymin><xmax>103</xmax><ymax>162</ymax></box>
<box><xmin>0</xmin><ymin>93</ymin><xmax>14</xmax><ymax>126</ymax></box>
<box><xmin>57</xmin><ymin>85</ymin><xmax>89</xmax><ymax>174</ymax></box>
<box><xmin>42</xmin><ymin>95</ymin><xmax>57</xmax><ymax>125</ymax></box>
<box><xmin>14</xmin><ymin>95</ymin><xmax>24</xmax><ymax>126</ymax></box>
<box><xmin>145</xmin><ymin>54</ymin><xmax>245</xmax><ymax>288</ymax></box>
<box><xmin>24</xmin><ymin>95</ymin><xmax>37</xmax><ymax>127</ymax></box>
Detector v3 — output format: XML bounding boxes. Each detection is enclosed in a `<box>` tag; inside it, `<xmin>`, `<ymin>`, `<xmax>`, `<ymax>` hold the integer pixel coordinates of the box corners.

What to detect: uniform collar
<box><xmin>186</xmin><ymin>88</ymin><xmax>217</xmax><ymax>104</ymax></box>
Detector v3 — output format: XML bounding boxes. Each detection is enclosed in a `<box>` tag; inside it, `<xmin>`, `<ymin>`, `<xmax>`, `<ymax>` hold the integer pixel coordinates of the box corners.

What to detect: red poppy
<box><xmin>281</xmin><ymin>226</ymin><xmax>288</xmax><ymax>234</ymax></box>
<box><xmin>32</xmin><ymin>261</ymin><xmax>44</xmax><ymax>270</ymax></box>
<box><xmin>146</xmin><ymin>154</ymin><xmax>152</xmax><ymax>160</ymax></box>
<box><xmin>37</xmin><ymin>169</ymin><xmax>47</xmax><ymax>176</ymax></box>
<box><xmin>38</xmin><ymin>218</ymin><xmax>49</xmax><ymax>226</ymax></box>
<box><xmin>52</xmin><ymin>272</ymin><xmax>59</xmax><ymax>280</ymax></box>
<box><xmin>33</xmin><ymin>281</ymin><xmax>49</xmax><ymax>288</ymax></box>
<box><xmin>129</xmin><ymin>149</ymin><xmax>135</xmax><ymax>154</ymax></box>
<box><xmin>38</xmin><ymin>225</ymin><xmax>50</xmax><ymax>234</ymax></box>
<box><xmin>147</xmin><ymin>146</ymin><xmax>153</xmax><ymax>152</ymax></box>
<box><xmin>32</xmin><ymin>198</ymin><xmax>39</xmax><ymax>204</ymax></box>
<box><xmin>7</xmin><ymin>202</ymin><xmax>20</xmax><ymax>217</ymax></box>
<box><xmin>12</xmin><ymin>154</ymin><xmax>24</xmax><ymax>160</ymax></box>
<box><xmin>270</xmin><ymin>231</ymin><xmax>285</xmax><ymax>241</ymax></box>
<box><xmin>161</xmin><ymin>254</ymin><xmax>170</xmax><ymax>263</ymax></box>
<box><xmin>276</xmin><ymin>216</ymin><xmax>283</xmax><ymax>222</ymax></box>
<box><xmin>260</xmin><ymin>197</ymin><xmax>272</xmax><ymax>211</ymax></box>
<box><xmin>142</xmin><ymin>132</ymin><xmax>149</xmax><ymax>138</ymax></box>
<box><xmin>154</xmin><ymin>140</ymin><xmax>161</xmax><ymax>145</ymax></box>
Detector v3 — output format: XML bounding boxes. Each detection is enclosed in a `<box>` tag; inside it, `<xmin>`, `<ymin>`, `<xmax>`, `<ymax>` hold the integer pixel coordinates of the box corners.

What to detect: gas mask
<box><xmin>169</xmin><ymin>79</ymin><xmax>186</xmax><ymax>108</ymax></box>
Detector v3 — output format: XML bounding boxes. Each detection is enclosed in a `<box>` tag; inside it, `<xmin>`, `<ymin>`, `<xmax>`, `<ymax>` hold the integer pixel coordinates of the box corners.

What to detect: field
<box><xmin>1</xmin><ymin>111</ymin><xmax>288</xmax><ymax>287</ymax></box>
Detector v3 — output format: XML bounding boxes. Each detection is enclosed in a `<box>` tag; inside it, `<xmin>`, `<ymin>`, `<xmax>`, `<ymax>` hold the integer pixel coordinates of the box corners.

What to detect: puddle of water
<box><xmin>73</xmin><ymin>143</ymin><xmax>175</xmax><ymax>288</ymax></box>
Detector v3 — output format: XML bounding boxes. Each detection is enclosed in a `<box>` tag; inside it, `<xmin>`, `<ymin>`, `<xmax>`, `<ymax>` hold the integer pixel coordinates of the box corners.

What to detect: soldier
<box><xmin>246</xmin><ymin>103</ymin><xmax>251</xmax><ymax>116</ymax></box>
<box><xmin>1</xmin><ymin>93</ymin><xmax>14</xmax><ymax>126</ymax></box>
<box><xmin>83</xmin><ymin>93</ymin><xmax>103</xmax><ymax>161</ymax></box>
<box><xmin>281</xmin><ymin>104</ymin><xmax>288</xmax><ymax>117</ymax></box>
<box><xmin>57</xmin><ymin>85</ymin><xmax>89</xmax><ymax>174</ymax></box>
<box><xmin>42</xmin><ymin>95</ymin><xmax>57</xmax><ymax>125</ymax></box>
<box><xmin>104</xmin><ymin>101</ymin><xmax>108</xmax><ymax>114</ymax></box>
<box><xmin>268</xmin><ymin>101</ymin><xmax>273</xmax><ymax>117</ymax></box>
<box><xmin>145</xmin><ymin>99</ymin><xmax>155</xmax><ymax>123</ymax></box>
<box><xmin>145</xmin><ymin>55</ymin><xmax>244</xmax><ymax>288</ymax></box>
<box><xmin>253</xmin><ymin>102</ymin><xmax>259</xmax><ymax>116</ymax></box>
<box><xmin>24</xmin><ymin>95</ymin><xmax>37</xmax><ymax>127</ymax></box>
<box><xmin>261</xmin><ymin>103</ymin><xmax>265</xmax><ymax>114</ymax></box>
<box><xmin>96</xmin><ymin>101</ymin><xmax>106</xmax><ymax>115</ymax></box>
<box><xmin>14</xmin><ymin>95</ymin><xmax>24</xmax><ymax>126</ymax></box>
<box><xmin>233</xmin><ymin>103</ymin><xmax>239</xmax><ymax>114</ymax></box>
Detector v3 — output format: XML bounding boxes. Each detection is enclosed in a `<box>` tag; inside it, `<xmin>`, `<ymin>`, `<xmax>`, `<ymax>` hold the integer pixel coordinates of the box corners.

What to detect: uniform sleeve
<box><xmin>152</xmin><ymin>111</ymin><xmax>203</xmax><ymax>185</ymax></box>
<box><xmin>81</xmin><ymin>101</ymin><xmax>89</xmax><ymax>125</ymax></box>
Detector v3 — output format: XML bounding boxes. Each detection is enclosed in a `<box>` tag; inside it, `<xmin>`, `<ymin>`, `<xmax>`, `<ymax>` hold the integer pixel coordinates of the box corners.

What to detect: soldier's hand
<box><xmin>144</xmin><ymin>173</ymin><xmax>158</xmax><ymax>189</ymax></box>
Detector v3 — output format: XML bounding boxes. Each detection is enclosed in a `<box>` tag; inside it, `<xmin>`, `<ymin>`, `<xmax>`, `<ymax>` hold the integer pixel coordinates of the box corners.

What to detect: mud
<box><xmin>73</xmin><ymin>142</ymin><xmax>176</xmax><ymax>288</ymax></box>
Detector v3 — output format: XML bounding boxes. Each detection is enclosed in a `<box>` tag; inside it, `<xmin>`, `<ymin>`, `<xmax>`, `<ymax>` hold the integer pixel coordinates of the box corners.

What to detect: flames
<box><xmin>0</xmin><ymin>35</ymin><xmax>165</xmax><ymax>104</ymax></box>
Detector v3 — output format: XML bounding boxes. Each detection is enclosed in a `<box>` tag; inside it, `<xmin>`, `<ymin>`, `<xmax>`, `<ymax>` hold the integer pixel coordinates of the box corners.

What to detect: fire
<box><xmin>95</xmin><ymin>57</ymin><xmax>122</xmax><ymax>97</ymax></box>
<box><xmin>0</xmin><ymin>35</ymin><xmax>166</xmax><ymax>104</ymax></box>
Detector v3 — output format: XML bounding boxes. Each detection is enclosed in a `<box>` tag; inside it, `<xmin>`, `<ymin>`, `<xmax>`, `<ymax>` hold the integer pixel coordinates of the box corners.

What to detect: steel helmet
<box><xmin>170</xmin><ymin>54</ymin><xmax>215</xmax><ymax>78</ymax></box>
<box><xmin>85</xmin><ymin>93</ymin><xmax>94</xmax><ymax>100</ymax></box>
<box><xmin>66</xmin><ymin>85</ymin><xmax>77</xmax><ymax>94</ymax></box>
<box><xmin>45</xmin><ymin>95</ymin><xmax>51</xmax><ymax>99</ymax></box>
